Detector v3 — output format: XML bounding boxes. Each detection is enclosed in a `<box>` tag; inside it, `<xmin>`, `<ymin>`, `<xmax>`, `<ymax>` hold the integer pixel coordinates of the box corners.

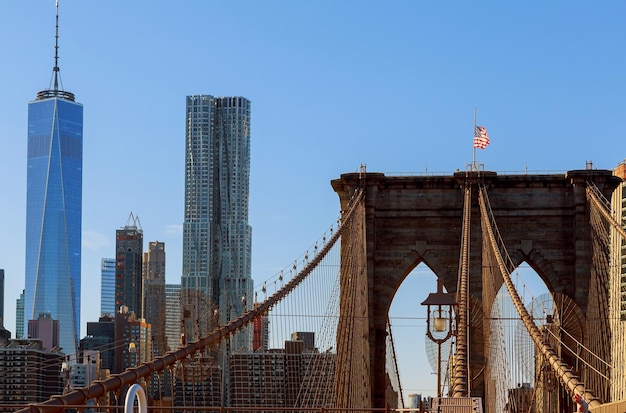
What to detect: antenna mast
<box><xmin>53</xmin><ymin>0</ymin><xmax>60</xmax><ymax>93</ymax></box>
<box><xmin>37</xmin><ymin>0</ymin><xmax>75</xmax><ymax>101</ymax></box>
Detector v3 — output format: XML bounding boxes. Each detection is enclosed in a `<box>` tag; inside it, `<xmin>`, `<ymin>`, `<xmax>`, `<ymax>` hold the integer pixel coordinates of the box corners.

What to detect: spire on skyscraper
<box><xmin>37</xmin><ymin>0</ymin><xmax>75</xmax><ymax>101</ymax></box>
<box><xmin>53</xmin><ymin>0</ymin><xmax>60</xmax><ymax>92</ymax></box>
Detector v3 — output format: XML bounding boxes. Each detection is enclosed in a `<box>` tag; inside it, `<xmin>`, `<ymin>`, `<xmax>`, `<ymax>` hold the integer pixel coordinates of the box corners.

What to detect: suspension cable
<box><xmin>587</xmin><ymin>182</ymin><xmax>626</xmax><ymax>241</ymax></box>
<box><xmin>477</xmin><ymin>183</ymin><xmax>601</xmax><ymax>409</ymax></box>
<box><xmin>452</xmin><ymin>183</ymin><xmax>471</xmax><ymax>397</ymax></box>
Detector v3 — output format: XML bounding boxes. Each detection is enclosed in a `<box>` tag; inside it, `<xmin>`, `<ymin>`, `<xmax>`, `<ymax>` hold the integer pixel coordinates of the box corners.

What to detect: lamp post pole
<box><xmin>437</xmin><ymin>324</ymin><xmax>442</xmax><ymax>398</ymax></box>
<box><xmin>421</xmin><ymin>279</ymin><xmax>457</xmax><ymax>399</ymax></box>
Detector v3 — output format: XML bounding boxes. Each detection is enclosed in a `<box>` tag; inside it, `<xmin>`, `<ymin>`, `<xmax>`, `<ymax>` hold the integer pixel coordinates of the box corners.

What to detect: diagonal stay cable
<box><xmin>477</xmin><ymin>183</ymin><xmax>601</xmax><ymax>409</ymax></box>
<box><xmin>543</xmin><ymin>328</ymin><xmax>610</xmax><ymax>381</ymax></box>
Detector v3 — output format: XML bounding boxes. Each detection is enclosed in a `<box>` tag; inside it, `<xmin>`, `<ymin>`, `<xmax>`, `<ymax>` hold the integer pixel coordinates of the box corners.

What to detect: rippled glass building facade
<box><xmin>24</xmin><ymin>90</ymin><xmax>83</xmax><ymax>357</ymax></box>
<box><xmin>182</xmin><ymin>95</ymin><xmax>253</xmax><ymax>405</ymax></box>
<box><xmin>182</xmin><ymin>95</ymin><xmax>253</xmax><ymax>343</ymax></box>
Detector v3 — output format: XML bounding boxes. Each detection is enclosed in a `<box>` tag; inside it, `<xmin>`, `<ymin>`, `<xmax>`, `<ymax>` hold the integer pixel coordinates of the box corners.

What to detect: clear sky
<box><xmin>0</xmin><ymin>0</ymin><xmax>624</xmax><ymax>401</ymax></box>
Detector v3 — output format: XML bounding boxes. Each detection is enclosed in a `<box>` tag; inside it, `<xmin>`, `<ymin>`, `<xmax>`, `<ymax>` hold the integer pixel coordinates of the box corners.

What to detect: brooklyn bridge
<box><xmin>11</xmin><ymin>166</ymin><xmax>626</xmax><ymax>413</ymax></box>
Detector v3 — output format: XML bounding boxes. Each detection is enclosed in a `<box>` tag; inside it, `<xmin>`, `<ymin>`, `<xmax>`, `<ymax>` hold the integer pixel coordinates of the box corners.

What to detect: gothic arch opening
<box><xmin>487</xmin><ymin>262</ymin><xmax>588</xmax><ymax>413</ymax></box>
<box><xmin>388</xmin><ymin>262</ymin><xmax>446</xmax><ymax>405</ymax></box>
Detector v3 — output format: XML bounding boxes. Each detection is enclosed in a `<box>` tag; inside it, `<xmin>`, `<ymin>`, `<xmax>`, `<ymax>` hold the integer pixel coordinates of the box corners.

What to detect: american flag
<box><xmin>474</xmin><ymin>126</ymin><xmax>490</xmax><ymax>149</ymax></box>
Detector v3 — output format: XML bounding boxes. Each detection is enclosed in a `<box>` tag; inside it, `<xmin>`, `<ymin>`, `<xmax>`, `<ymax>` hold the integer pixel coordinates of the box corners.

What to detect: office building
<box><xmin>80</xmin><ymin>314</ymin><xmax>115</xmax><ymax>374</ymax></box>
<box><xmin>173</xmin><ymin>357</ymin><xmax>222</xmax><ymax>409</ymax></box>
<box><xmin>230</xmin><ymin>333</ymin><xmax>335</xmax><ymax>408</ymax></box>
<box><xmin>0</xmin><ymin>325</ymin><xmax>9</xmax><ymax>342</ymax></box>
<box><xmin>68</xmin><ymin>350</ymin><xmax>98</xmax><ymax>390</ymax></box>
<box><xmin>115</xmin><ymin>213</ymin><xmax>143</xmax><ymax>317</ymax></box>
<box><xmin>0</xmin><ymin>269</ymin><xmax>4</xmax><ymax>324</ymax></box>
<box><xmin>0</xmin><ymin>271</ymin><xmax>7</xmax><ymax>345</ymax></box>
<box><xmin>27</xmin><ymin>313</ymin><xmax>60</xmax><ymax>352</ymax></box>
<box><xmin>100</xmin><ymin>258</ymin><xmax>116</xmax><ymax>316</ymax></box>
<box><xmin>15</xmin><ymin>290</ymin><xmax>24</xmax><ymax>339</ymax></box>
<box><xmin>23</xmin><ymin>3</ymin><xmax>83</xmax><ymax>358</ymax></box>
<box><xmin>181</xmin><ymin>95</ymin><xmax>253</xmax><ymax>343</ymax></box>
<box><xmin>165</xmin><ymin>283</ymin><xmax>181</xmax><ymax>352</ymax></box>
<box><xmin>143</xmin><ymin>241</ymin><xmax>166</xmax><ymax>343</ymax></box>
<box><xmin>0</xmin><ymin>338</ymin><xmax>64</xmax><ymax>410</ymax></box>
<box><xmin>143</xmin><ymin>241</ymin><xmax>168</xmax><ymax>400</ymax></box>
<box><xmin>113</xmin><ymin>306</ymin><xmax>151</xmax><ymax>374</ymax></box>
<box><xmin>407</xmin><ymin>394</ymin><xmax>422</xmax><ymax>411</ymax></box>
<box><xmin>291</xmin><ymin>332</ymin><xmax>316</xmax><ymax>352</ymax></box>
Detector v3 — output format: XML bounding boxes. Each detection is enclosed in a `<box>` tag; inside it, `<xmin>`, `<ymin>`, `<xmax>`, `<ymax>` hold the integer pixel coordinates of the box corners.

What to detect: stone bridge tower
<box><xmin>331</xmin><ymin>169</ymin><xmax>620</xmax><ymax>409</ymax></box>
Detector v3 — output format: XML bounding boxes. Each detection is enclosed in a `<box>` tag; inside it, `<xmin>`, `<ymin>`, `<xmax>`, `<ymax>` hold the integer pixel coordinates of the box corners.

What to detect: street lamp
<box><xmin>421</xmin><ymin>278</ymin><xmax>457</xmax><ymax>398</ymax></box>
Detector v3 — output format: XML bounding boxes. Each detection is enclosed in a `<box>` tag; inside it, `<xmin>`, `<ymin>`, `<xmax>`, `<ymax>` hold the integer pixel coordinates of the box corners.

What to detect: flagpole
<box><xmin>472</xmin><ymin>108</ymin><xmax>477</xmax><ymax>171</ymax></box>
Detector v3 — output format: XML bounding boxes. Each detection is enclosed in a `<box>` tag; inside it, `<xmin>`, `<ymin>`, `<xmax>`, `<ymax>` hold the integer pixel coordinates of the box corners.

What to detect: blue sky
<box><xmin>0</xmin><ymin>0</ymin><xmax>624</xmax><ymax>400</ymax></box>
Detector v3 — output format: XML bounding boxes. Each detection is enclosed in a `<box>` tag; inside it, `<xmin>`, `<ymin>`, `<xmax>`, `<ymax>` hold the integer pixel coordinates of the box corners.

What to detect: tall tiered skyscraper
<box><xmin>182</xmin><ymin>95</ymin><xmax>253</xmax><ymax>344</ymax></box>
<box><xmin>115</xmin><ymin>213</ymin><xmax>144</xmax><ymax>318</ymax></box>
<box><xmin>24</xmin><ymin>2</ymin><xmax>83</xmax><ymax>357</ymax></box>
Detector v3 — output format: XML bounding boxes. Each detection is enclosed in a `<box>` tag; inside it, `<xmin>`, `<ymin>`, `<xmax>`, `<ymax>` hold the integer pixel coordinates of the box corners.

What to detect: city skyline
<box><xmin>1</xmin><ymin>1</ymin><xmax>625</xmax><ymax>398</ymax></box>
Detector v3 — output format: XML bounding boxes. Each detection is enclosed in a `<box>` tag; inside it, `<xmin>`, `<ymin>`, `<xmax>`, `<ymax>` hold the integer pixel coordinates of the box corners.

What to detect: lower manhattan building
<box><xmin>80</xmin><ymin>314</ymin><xmax>115</xmax><ymax>375</ymax></box>
<box><xmin>24</xmin><ymin>84</ymin><xmax>83</xmax><ymax>357</ymax></box>
<box><xmin>165</xmin><ymin>283</ymin><xmax>181</xmax><ymax>352</ymax></box>
<box><xmin>0</xmin><ymin>269</ymin><xmax>4</xmax><ymax>324</ymax></box>
<box><xmin>407</xmin><ymin>393</ymin><xmax>422</xmax><ymax>411</ymax></box>
<box><xmin>100</xmin><ymin>258</ymin><xmax>116</xmax><ymax>316</ymax></box>
<box><xmin>24</xmin><ymin>11</ymin><xmax>83</xmax><ymax>355</ymax></box>
<box><xmin>143</xmin><ymin>241</ymin><xmax>169</xmax><ymax>400</ymax></box>
<box><xmin>113</xmin><ymin>306</ymin><xmax>151</xmax><ymax>374</ymax></box>
<box><xmin>27</xmin><ymin>313</ymin><xmax>60</xmax><ymax>352</ymax></box>
<box><xmin>0</xmin><ymin>332</ymin><xmax>64</xmax><ymax>411</ymax></box>
<box><xmin>173</xmin><ymin>356</ymin><xmax>223</xmax><ymax>410</ymax></box>
<box><xmin>15</xmin><ymin>290</ymin><xmax>24</xmax><ymax>339</ymax></box>
<box><xmin>229</xmin><ymin>332</ymin><xmax>335</xmax><ymax>409</ymax></box>
<box><xmin>181</xmin><ymin>95</ymin><xmax>254</xmax><ymax>404</ymax></box>
<box><xmin>143</xmin><ymin>241</ymin><xmax>166</xmax><ymax>353</ymax></box>
<box><xmin>115</xmin><ymin>213</ymin><xmax>144</xmax><ymax>317</ymax></box>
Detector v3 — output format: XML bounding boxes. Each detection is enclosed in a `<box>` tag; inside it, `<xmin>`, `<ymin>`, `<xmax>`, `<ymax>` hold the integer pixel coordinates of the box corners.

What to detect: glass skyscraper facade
<box><xmin>100</xmin><ymin>258</ymin><xmax>116</xmax><ymax>316</ymax></box>
<box><xmin>182</xmin><ymin>95</ymin><xmax>253</xmax><ymax>406</ymax></box>
<box><xmin>165</xmin><ymin>283</ymin><xmax>181</xmax><ymax>352</ymax></box>
<box><xmin>182</xmin><ymin>95</ymin><xmax>253</xmax><ymax>347</ymax></box>
<box><xmin>16</xmin><ymin>290</ymin><xmax>24</xmax><ymax>339</ymax></box>
<box><xmin>0</xmin><ymin>269</ymin><xmax>4</xmax><ymax>324</ymax></box>
<box><xmin>24</xmin><ymin>89</ymin><xmax>83</xmax><ymax>357</ymax></box>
